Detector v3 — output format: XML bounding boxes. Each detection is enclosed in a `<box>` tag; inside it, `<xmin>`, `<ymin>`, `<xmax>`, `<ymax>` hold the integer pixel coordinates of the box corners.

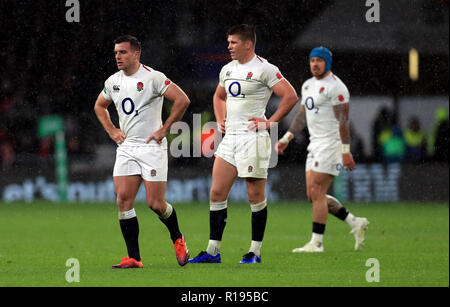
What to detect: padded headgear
<box><xmin>309</xmin><ymin>46</ymin><xmax>332</xmax><ymax>72</ymax></box>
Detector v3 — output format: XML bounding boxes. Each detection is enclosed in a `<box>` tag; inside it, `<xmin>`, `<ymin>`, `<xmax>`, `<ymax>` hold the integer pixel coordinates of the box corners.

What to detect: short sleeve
<box><xmin>153</xmin><ymin>71</ymin><xmax>172</xmax><ymax>96</ymax></box>
<box><xmin>330</xmin><ymin>82</ymin><xmax>350</xmax><ymax>106</ymax></box>
<box><xmin>219</xmin><ymin>66</ymin><xmax>226</xmax><ymax>87</ymax></box>
<box><xmin>102</xmin><ymin>78</ymin><xmax>112</xmax><ymax>101</ymax></box>
<box><xmin>261</xmin><ymin>63</ymin><xmax>284</xmax><ymax>88</ymax></box>
<box><xmin>300</xmin><ymin>82</ymin><xmax>308</xmax><ymax>106</ymax></box>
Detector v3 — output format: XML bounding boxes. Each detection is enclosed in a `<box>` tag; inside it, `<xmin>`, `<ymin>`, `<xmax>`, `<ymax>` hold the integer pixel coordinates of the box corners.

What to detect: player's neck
<box><xmin>123</xmin><ymin>62</ymin><xmax>141</xmax><ymax>76</ymax></box>
<box><xmin>237</xmin><ymin>51</ymin><xmax>256</xmax><ymax>65</ymax></box>
<box><xmin>314</xmin><ymin>70</ymin><xmax>331</xmax><ymax>80</ymax></box>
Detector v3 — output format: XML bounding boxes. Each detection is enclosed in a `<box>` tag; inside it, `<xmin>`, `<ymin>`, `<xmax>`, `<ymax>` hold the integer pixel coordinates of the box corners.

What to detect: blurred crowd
<box><xmin>277</xmin><ymin>106</ymin><xmax>449</xmax><ymax>166</ymax></box>
<box><xmin>371</xmin><ymin>107</ymin><xmax>449</xmax><ymax>164</ymax></box>
<box><xmin>0</xmin><ymin>0</ymin><xmax>448</xmax><ymax>171</ymax></box>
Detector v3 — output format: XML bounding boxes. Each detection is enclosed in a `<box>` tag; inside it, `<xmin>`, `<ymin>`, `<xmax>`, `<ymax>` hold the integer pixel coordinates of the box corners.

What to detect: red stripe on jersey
<box><xmin>142</xmin><ymin>64</ymin><xmax>151</xmax><ymax>72</ymax></box>
<box><xmin>256</xmin><ymin>56</ymin><xmax>263</xmax><ymax>63</ymax></box>
<box><xmin>331</xmin><ymin>73</ymin><xmax>336</xmax><ymax>80</ymax></box>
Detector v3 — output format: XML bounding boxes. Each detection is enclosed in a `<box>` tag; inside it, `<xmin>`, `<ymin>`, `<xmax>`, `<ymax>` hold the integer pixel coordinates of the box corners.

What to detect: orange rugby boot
<box><xmin>173</xmin><ymin>233</ymin><xmax>189</xmax><ymax>266</ymax></box>
<box><xmin>111</xmin><ymin>256</ymin><xmax>143</xmax><ymax>269</ymax></box>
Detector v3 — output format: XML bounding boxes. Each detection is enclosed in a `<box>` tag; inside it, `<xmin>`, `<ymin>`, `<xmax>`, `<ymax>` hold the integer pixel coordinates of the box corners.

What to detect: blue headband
<box><xmin>309</xmin><ymin>47</ymin><xmax>332</xmax><ymax>72</ymax></box>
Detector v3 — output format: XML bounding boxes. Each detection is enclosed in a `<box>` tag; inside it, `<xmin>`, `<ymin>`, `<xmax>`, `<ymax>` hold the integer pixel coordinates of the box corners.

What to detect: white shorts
<box><xmin>113</xmin><ymin>142</ymin><xmax>168</xmax><ymax>182</ymax></box>
<box><xmin>306</xmin><ymin>139</ymin><xmax>343</xmax><ymax>177</ymax></box>
<box><xmin>215</xmin><ymin>132</ymin><xmax>271</xmax><ymax>179</ymax></box>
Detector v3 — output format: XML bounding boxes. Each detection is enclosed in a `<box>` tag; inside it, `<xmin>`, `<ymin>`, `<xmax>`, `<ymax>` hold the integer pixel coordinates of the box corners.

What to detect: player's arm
<box><xmin>94</xmin><ymin>92</ymin><xmax>126</xmax><ymax>144</ymax></box>
<box><xmin>333</xmin><ymin>102</ymin><xmax>356</xmax><ymax>171</ymax></box>
<box><xmin>213</xmin><ymin>84</ymin><xmax>227</xmax><ymax>133</ymax></box>
<box><xmin>276</xmin><ymin>105</ymin><xmax>306</xmax><ymax>154</ymax></box>
<box><xmin>248</xmin><ymin>79</ymin><xmax>298</xmax><ymax>131</ymax></box>
<box><xmin>146</xmin><ymin>83</ymin><xmax>190</xmax><ymax>144</ymax></box>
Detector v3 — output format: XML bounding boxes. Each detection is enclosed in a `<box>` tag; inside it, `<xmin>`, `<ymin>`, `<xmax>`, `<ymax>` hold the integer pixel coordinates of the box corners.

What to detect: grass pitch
<box><xmin>0</xmin><ymin>201</ymin><xmax>448</xmax><ymax>287</ymax></box>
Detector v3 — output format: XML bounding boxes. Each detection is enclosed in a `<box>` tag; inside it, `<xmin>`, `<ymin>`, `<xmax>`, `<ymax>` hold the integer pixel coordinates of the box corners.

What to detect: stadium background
<box><xmin>0</xmin><ymin>0</ymin><xmax>448</xmax><ymax>289</ymax></box>
<box><xmin>0</xmin><ymin>0</ymin><xmax>448</xmax><ymax>203</ymax></box>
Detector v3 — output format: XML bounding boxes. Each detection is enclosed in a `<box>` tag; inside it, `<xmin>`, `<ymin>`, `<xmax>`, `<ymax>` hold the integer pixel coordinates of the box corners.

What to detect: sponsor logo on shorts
<box><xmin>248</xmin><ymin>165</ymin><xmax>253</xmax><ymax>173</ymax></box>
<box><xmin>315</xmin><ymin>161</ymin><xmax>319</xmax><ymax>167</ymax></box>
<box><xmin>151</xmin><ymin>169</ymin><xmax>157</xmax><ymax>177</ymax></box>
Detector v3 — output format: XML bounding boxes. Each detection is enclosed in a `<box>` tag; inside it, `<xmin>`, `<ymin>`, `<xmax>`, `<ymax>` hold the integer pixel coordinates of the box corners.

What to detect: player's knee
<box><xmin>309</xmin><ymin>183</ymin><xmax>323</xmax><ymax>202</ymax></box>
<box><xmin>210</xmin><ymin>188</ymin><xmax>227</xmax><ymax>203</ymax></box>
<box><xmin>248</xmin><ymin>190</ymin><xmax>265</xmax><ymax>204</ymax></box>
<box><xmin>306</xmin><ymin>186</ymin><xmax>312</xmax><ymax>202</ymax></box>
<box><xmin>306</xmin><ymin>191</ymin><xmax>312</xmax><ymax>203</ymax></box>
<box><xmin>116</xmin><ymin>193</ymin><xmax>134</xmax><ymax>211</ymax></box>
<box><xmin>147</xmin><ymin>198</ymin><xmax>165</xmax><ymax>215</ymax></box>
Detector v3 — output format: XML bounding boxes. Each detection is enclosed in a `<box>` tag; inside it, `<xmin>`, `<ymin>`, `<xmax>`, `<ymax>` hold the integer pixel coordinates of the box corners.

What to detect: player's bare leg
<box><xmin>240</xmin><ymin>178</ymin><xmax>267</xmax><ymax>263</ymax></box>
<box><xmin>112</xmin><ymin>175</ymin><xmax>143</xmax><ymax>268</ymax></box>
<box><xmin>114</xmin><ymin>175</ymin><xmax>142</xmax><ymax>212</ymax></box>
<box><xmin>309</xmin><ymin>171</ymin><xmax>334</xmax><ymax>224</ymax></box>
<box><xmin>210</xmin><ymin>156</ymin><xmax>238</xmax><ymax>203</ymax></box>
<box><xmin>144</xmin><ymin>181</ymin><xmax>189</xmax><ymax>266</ymax></box>
<box><xmin>327</xmin><ymin>195</ymin><xmax>369</xmax><ymax>250</ymax></box>
<box><xmin>189</xmin><ymin>157</ymin><xmax>237</xmax><ymax>263</ymax></box>
<box><xmin>293</xmin><ymin>171</ymin><xmax>333</xmax><ymax>253</ymax></box>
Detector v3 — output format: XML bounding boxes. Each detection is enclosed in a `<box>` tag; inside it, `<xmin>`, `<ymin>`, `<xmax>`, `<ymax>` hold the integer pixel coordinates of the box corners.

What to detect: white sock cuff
<box><xmin>250</xmin><ymin>199</ymin><xmax>267</xmax><ymax>212</ymax></box>
<box><xmin>118</xmin><ymin>208</ymin><xmax>136</xmax><ymax>220</ymax></box>
<box><xmin>160</xmin><ymin>202</ymin><xmax>173</xmax><ymax>219</ymax></box>
<box><xmin>210</xmin><ymin>200</ymin><xmax>227</xmax><ymax>211</ymax></box>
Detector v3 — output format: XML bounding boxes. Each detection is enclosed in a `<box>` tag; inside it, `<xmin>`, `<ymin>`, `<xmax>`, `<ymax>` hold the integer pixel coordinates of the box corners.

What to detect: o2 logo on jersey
<box><xmin>305</xmin><ymin>96</ymin><xmax>319</xmax><ymax>114</ymax></box>
<box><xmin>121</xmin><ymin>97</ymin><xmax>138</xmax><ymax>117</ymax></box>
<box><xmin>228</xmin><ymin>81</ymin><xmax>246</xmax><ymax>98</ymax></box>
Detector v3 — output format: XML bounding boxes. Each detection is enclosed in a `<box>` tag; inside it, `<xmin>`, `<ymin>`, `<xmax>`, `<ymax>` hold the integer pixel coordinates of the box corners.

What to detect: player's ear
<box><xmin>134</xmin><ymin>49</ymin><xmax>141</xmax><ymax>60</ymax></box>
<box><xmin>245</xmin><ymin>40</ymin><xmax>253</xmax><ymax>51</ymax></box>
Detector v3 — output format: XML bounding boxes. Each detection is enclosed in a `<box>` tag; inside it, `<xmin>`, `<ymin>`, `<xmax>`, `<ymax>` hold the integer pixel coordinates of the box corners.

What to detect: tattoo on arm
<box><xmin>288</xmin><ymin>106</ymin><xmax>307</xmax><ymax>135</ymax></box>
<box><xmin>334</xmin><ymin>103</ymin><xmax>350</xmax><ymax>144</ymax></box>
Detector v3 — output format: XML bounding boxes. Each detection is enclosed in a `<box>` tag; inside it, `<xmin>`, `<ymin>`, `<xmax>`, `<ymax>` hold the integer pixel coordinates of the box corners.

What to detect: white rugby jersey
<box><xmin>300</xmin><ymin>72</ymin><xmax>350</xmax><ymax>142</ymax></box>
<box><xmin>219</xmin><ymin>55</ymin><xmax>284</xmax><ymax>134</ymax></box>
<box><xmin>102</xmin><ymin>64</ymin><xmax>171</xmax><ymax>145</ymax></box>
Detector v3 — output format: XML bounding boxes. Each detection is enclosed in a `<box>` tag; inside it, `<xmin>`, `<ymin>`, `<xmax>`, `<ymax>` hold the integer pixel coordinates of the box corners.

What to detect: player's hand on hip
<box><xmin>248</xmin><ymin>117</ymin><xmax>270</xmax><ymax>131</ymax></box>
<box><xmin>146</xmin><ymin>127</ymin><xmax>167</xmax><ymax>144</ymax></box>
<box><xmin>217</xmin><ymin>119</ymin><xmax>226</xmax><ymax>134</ymax></box>
<box><xmin>342</xmin><ymin>153</ymin><xmax>356</xmax><ymax>171</ymax></box>
<box><xmin>109</xmin><ymin>128</ymin><xmax>126</xmax><ymax>145</ymax></box>
<box><xmin>275</xmin><ymin>141</ymin><xmax>288</xmax><ymax>155</ymax></box>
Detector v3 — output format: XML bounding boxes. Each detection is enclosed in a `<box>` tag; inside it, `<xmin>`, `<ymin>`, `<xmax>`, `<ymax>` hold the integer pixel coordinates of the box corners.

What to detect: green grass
<box><xmin>0</xmin><ymin>201</ymin><xmax>448</xmax><ymax>287</ymax></box>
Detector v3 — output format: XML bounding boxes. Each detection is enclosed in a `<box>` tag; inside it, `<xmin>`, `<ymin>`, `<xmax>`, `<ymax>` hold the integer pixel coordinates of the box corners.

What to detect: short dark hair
<box><xmin>227</xmin><ymin>24</ymin><xmax>256</xmax><ymax>47</ymax></box>
<box><xmin>113</xmin><ymin>35</ymin><xmax>141</xmax><ymax>52</ymax></box>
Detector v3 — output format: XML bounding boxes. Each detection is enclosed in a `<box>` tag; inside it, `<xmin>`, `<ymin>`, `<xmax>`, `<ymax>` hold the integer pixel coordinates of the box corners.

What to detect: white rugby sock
<box><xmin>249</xmin><ymin>240</ymin><xmax>263</xmax><ymax>257</ymax></box>
<box><xmin>206</xmin><ymin>240</ymin><xmax>221</xmax><ymax>256</ymax></box>
<box><xmin>311</xmin><ymin>232</ymin><xmax>323</xmax><ymax>244</ymax></box>
<box><xmin>345</xmin><ymin>213</ymin><xmax>358</xmax><ymax>228</ymax></box>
